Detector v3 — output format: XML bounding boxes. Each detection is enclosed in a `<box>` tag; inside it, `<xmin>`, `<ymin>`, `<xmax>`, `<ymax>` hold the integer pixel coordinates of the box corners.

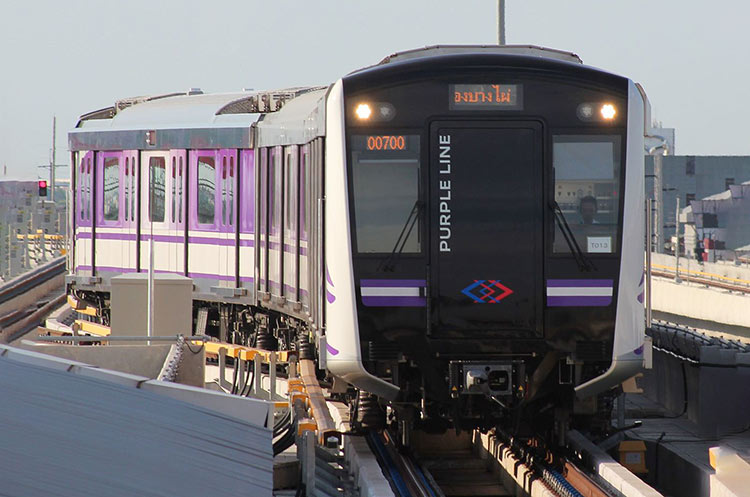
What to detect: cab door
<box><xmin>429</xmin><ymin>121</ymin><xmax>543</xmax><ymax>337</ymax></box>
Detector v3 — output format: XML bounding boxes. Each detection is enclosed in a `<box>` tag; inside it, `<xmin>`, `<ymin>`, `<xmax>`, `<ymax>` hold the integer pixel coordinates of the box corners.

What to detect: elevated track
<box><xmin>0</xmin><ymin>257</ymin><xmax>66</xmax><ymax>343</ymax></box>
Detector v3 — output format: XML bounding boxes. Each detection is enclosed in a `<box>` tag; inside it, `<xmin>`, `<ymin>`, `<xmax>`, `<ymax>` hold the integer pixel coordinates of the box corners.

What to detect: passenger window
<box><xmin>197</xmin><ymin>156</ymin><xmax>216</xmax><ymax>224</ymax></box>
<box><xmin>285</xmin><ymin>149</ymin><xmax>296</xmax><ymax>233</ymax></box>
<box><xmin>124</xmin><ymin>158</ymin><xmax>129</xmax><ymax>221</ymax></box>
<box><xmin>270</xmin><ymin>149</ymin><xmax>281</xmax><ymax>236</ymax></box>
<box><xmin>86</xmin><ymin>158</ymin><xmax>92</xmax><ymax>221</ymax></box>
<box><xmin>178</xmin><ymin>157</ymin><xmax>183</xmax><ymax>224</ymax></box>
<box><xmin>130</xmin><ymin>159</ymin><xmax>136</xmax><ymax>221</ymax></box>
<box><xmin>103</xmin><ymin>157</ymin><xmax>120</xmax><ymax>221</ymax></box>
<box><xmin>171</xmin><ymin>158</ymin><xmax>176</xmax><ymax>223</ymax></box>
<box><xmin>552</xmin><ymin>135</ymin><xmax>621</xmax><ymax>254</ymax></box>
<box><xmin>80</xmin><ymin>160</ymin><xmax>86</xmax><ymax>220</ymax></box>
<box><xmin>228</xmin><ymin>156</ymin><xmax>234</xmax><ymax>226</ymax></box>
<box><xmin>149</xmin><ymin>157</ymin><xmax>166</xmax><ymax>223</ymax></box>
<box><xmin>221</xmin><ymin>156</ymin><xmax>227</xmax><ymax>225</ymax></box>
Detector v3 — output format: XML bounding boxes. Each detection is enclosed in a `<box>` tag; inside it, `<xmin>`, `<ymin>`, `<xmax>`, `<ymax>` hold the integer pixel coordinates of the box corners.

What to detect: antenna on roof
<box><xmin>497</xmin><ymin>0</ymin><xmax>506</xmax><ymax>45</ymax></box>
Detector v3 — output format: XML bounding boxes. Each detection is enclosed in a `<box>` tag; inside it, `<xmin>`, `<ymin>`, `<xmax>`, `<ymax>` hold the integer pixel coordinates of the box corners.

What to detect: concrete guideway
<box><xmin>649</xmin><ymin>253</ymin><xmax>750</xmax><ymax>335</ymax></box>
<box><xmin>651</xmin><ymin>276</ymin><xmax>750</xmax><ymax>333</ymax></box>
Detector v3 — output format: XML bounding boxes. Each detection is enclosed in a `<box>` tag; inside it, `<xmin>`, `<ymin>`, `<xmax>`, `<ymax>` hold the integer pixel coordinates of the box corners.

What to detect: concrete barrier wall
<box><xmin>17</xmin><ymin>342</ymin><xmax>205</xmax><ymax>387</ymax></box>
<box><xmin>642</xmin><ymin>324</ymin><xmax>750</xmax><ymax>439</ymax></box>
<box><xmin>651</xmin><ymin>277</ymin><xmax>750</xmax><ymax>328</ymax></box>
<box><xmin>651</xmin><ymin>253</ymin><xmax>750</xmax><ymax>283</ymax></box>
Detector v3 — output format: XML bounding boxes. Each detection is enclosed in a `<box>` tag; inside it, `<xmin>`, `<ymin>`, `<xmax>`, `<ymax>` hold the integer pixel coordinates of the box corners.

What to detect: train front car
<box><xmin>324</xmin><ymin>46</ymin><xmax>647</xmax><ymax>436</ymax></box>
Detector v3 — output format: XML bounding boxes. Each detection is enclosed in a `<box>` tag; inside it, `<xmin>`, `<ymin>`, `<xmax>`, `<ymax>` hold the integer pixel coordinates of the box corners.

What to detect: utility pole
<box><xmin>51</xmin><ymin>116</ymin><xmax>56</xmax><ymax>202</ymax></box>
<box><xmin>497</xmin><ymin>0</ymin><xmax>506</xmax><ymax>45</ymax></box>
<box><xmin>674</xmin><ymin>197</ymin><xmax>681</xmax><ymax>283</ymax></box>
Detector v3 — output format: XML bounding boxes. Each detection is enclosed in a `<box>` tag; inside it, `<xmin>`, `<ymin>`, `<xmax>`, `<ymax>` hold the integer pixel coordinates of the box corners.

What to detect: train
<box><xmin>67</xmin><ymin>45</ymin><xmax>649</xmax><ymax>438</ymax></box>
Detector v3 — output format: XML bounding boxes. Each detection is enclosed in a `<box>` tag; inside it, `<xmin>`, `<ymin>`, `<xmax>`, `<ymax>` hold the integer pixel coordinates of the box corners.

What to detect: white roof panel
<box><xmin>78</xmin><ymin>92</ymin><xmax>262</xmax><ymax>131</ymax></box>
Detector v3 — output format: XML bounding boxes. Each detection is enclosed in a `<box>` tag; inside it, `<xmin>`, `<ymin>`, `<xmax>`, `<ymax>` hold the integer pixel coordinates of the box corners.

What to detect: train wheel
<box><xmin>353</xmin><ymin>391</ymin><xmax>386</xmax><ymax>431</ymax></box>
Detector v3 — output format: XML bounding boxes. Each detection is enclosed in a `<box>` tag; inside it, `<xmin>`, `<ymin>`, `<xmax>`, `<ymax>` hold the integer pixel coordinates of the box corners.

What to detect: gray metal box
<box><xmin>110</xmin><ymin>273</ymin><xmax>192</xmax><ymax>337</ymax></box>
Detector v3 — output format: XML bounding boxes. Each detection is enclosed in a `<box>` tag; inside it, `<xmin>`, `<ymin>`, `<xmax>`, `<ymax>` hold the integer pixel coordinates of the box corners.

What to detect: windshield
<box><xmin>553</xmin><ymin>135</ymin><xmax>621</xmax><ymax>254</ymax></box>
<box><xmin>351</xmin><ymin>134</ymin><xmax>421</xmax><ymax>254</ymax></box>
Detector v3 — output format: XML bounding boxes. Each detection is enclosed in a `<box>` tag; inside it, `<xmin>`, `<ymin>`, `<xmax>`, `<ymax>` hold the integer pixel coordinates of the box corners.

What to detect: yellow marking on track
<box><xmin>67</xmin><ymin>295</ymin><xmax>98</xmax><ymax>317</ymax></box>
<box><xmin>74</xmin><ymin>319</ymin><xmax>111</xmax><ymax>336</ymax></box>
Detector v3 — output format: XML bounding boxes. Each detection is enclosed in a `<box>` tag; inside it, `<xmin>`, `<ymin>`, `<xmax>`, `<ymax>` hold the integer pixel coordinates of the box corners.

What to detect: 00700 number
<box><xmin>366</xmin><ymin>135</ymin><xmax>406</xmax><ymax>151</ymax></box>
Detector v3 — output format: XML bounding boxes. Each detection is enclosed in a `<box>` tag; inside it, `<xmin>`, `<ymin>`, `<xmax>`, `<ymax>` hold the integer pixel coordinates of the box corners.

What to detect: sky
<box><xmin>0</xmin><ymin>0</ymin><xmax>746</xmax><ymax>180</ymax></box>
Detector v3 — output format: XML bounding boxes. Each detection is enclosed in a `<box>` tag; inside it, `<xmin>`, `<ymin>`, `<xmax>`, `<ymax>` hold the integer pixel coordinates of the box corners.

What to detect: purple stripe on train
<box><xmin>326</xmin><ymin>265</ymin><xmax>336</xmax><ymax>303</ymax></box>
<box><xmin>546</xmin><ymin>279</ymin><xmax>613</xmax><ymax>307</ymax></box>
<box><xmin>360</xmin><ymin>279</ymin><xmax>427</xmax><ymax>307</ymax></box>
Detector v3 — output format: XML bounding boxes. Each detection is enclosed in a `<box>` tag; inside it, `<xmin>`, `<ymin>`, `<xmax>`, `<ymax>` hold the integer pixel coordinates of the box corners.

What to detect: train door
<box><xmin>122</xmin><ymin>151</ymin><xmax>138</xmax><ymax>272</ymax></box>
<box><xmin>75</xmin><ymin>151</ymin><xmax>94</xmax><ymax>275</ymax></box>
<box><xmin>238</xmin><ymin>149</ymin><xmax>255</xmax><ymax>298</ymax></box>
<box><xmin>299</xmin><ymin>145</ymin><xmax>310</xmax><ymax>312</ymax></box>
<box><xmin>283</xmin><ymin>146</ymin><xmax>299</xmax><ymax>304</ymax></box>
<box><xmin>188</xmin><ymin>150</ymin><xmax>220</xmax><ymax>292</ymax></box>
<box><xmin>257</xmin><ymin>149</ymin><xmax>269</xmax><ymax>298</ymax></box>
<box><xmin>94</xmin><ymin>151</ymin><xmax>124</xmax><ymax>281</ymax></box>
<box><xmin>216</xmin><ymin>150</ymin><xmax>237</xmax><ymax>287</ymax></box>
<box><xmin>268</xmin><ymin>147</ymin><xmax>283</xmax><ymax>298</ymax></box>
<box><xmin>140</xmin><ymin>151</ymin><xmax>170</xmax><ymax>274</ymax></box>
<box><xmin>168</xmin><ymin>150</ymin><xmax>187</xmax><ymax>273</ymax></box>
<box><xmin>429</xmin><ymin>122</ymin><xmax>543</xmax><ymax>337</ymax></box>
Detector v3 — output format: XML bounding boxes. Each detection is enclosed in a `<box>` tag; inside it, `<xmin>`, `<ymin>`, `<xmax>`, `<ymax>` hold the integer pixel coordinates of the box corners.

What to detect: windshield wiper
<box><xmin>377</xmin><ymin>200</ymin><xmax>422</xmax><ymax>272</ymax></box>
<box><xmin>549</xmin><ymin>201</ymin><xmax>596</xmax><ymax>272</ymax></box>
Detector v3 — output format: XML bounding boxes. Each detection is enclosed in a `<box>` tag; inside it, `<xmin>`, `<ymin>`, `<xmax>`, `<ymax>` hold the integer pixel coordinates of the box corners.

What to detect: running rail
<box><xmin>0</xmin><ymin>257</ymin><xmax>66</xmax><ymax>343</ymax></box>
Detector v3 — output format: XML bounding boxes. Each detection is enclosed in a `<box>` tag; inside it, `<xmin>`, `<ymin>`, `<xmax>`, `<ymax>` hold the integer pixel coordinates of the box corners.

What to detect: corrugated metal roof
<box><xmin>0</xmin><ymin>348</ymin><xmax>273</xmax><ymax>497</ymax></box>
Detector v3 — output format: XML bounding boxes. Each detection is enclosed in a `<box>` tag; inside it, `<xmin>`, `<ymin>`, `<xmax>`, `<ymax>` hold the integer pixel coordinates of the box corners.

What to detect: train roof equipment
<box><xmin>70</xmin><ymin>86</ymin><xmax>326</xmax><ymax>152</ymax></box>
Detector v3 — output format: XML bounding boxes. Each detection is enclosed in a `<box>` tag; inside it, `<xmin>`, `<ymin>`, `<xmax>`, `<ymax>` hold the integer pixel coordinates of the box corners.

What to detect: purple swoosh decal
<box><xmin>326</xmin><ymin>343</ymin><xmax>339</xmax><ymax>356</ymax></box>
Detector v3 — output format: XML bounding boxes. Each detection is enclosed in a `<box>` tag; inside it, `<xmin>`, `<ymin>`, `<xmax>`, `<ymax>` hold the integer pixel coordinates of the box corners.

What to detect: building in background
<box><xmin>0</xmin><ymin>179</ymin><xmax>66</xmax><ymax>281</ymax></box>
<box><xmin>680</xmin><ymin>182</ymin><xmax>750</xmax><ymax>262</ymax></box>
<box><xmin>644</xmin><ymin>123</ymin><xmax>750</xmax><ymax>253</ymax></box>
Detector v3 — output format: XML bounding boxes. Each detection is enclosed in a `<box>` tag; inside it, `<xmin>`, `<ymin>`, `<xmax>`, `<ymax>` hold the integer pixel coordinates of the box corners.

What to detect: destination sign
<box><xmin>450</xmin><ymin>84</ymin><xmax>523</xmax><ymax>110</ymax></box>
